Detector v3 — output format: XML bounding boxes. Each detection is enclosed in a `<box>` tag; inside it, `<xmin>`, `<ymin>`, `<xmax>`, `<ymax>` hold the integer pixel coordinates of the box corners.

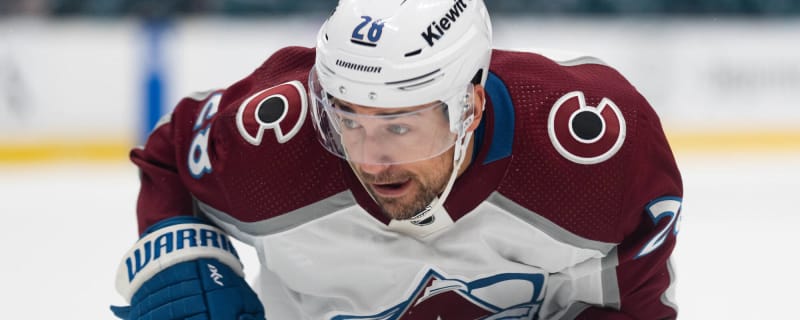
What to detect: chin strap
<box><xmin>412</xmin><ymin>129</ymin><xmax>472</xmax><ymax>223</ymax></box>
<box><xmin>391</xmin><ymin>128</ymin><xmax>473</xmax><ymax>238</ymax></box>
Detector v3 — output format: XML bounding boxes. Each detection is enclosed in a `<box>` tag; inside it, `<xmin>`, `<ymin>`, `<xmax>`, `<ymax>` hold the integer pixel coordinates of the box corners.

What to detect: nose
<box><xmin>358</xmin><ymin>161</ymin><xmax>391</xmax><ymax>176</ymax></box>
<box><xmin>354</xmin><ymin>135</ymin><xmax>393</xmax><ymax>175</ymax></box>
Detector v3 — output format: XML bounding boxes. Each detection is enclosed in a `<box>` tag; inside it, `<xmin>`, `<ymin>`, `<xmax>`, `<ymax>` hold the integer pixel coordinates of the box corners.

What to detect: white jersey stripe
<box><xmin>196</xmin><ymin>191</ymin><xmax>358</xmax><ymax>245</ymax></box>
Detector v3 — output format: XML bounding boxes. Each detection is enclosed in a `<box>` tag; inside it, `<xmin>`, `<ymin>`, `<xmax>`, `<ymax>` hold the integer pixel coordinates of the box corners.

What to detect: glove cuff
<box><xmin>115</xmin><ymin>218</ymin><xmax>243</xmax><ymax>301</ymax></box>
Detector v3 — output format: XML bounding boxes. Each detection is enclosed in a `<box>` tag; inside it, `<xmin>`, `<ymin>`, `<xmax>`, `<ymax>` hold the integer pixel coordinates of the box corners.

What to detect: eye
<box><xmin>341</xmin><ymin>117</ymin><xmax>362</xmax><ymax>129</ymax></box>
<box><xmin>387</xmin><ymin>124</ymin><xmax>410</xmax><ymax>135</ymax></box>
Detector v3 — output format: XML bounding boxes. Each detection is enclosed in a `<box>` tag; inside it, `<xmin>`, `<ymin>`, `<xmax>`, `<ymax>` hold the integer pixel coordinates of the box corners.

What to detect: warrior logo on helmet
<box><xmin>548</xmin><ymin>91</ymin><xmax>627</xmax><ymax>165</ymax></box>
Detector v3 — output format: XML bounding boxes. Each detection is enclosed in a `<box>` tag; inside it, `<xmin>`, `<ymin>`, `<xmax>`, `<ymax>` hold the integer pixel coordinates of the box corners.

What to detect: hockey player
<box><xmin>111</xmin><ymin>0</ymin><xmax>683</xmax><ymax>319</ymax></box>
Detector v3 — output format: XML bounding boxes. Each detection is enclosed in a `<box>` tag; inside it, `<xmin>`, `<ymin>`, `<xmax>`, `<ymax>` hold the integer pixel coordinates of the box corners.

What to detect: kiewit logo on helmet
<box><xmin>421</xmin><ymin>0</ymin><xmax>468</xmax><ymax>47</ymax></box>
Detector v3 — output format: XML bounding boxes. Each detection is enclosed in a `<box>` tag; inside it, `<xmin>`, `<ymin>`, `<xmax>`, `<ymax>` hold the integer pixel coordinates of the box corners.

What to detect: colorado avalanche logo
<box><xmin>236</xmin><ymin>80</ymin><xmax>307</xmax><ymax>145</ymax></box>
<box><xmin>333</xmin><ymin>269</ymin><xmax>545</xmax><ymax>320</ymax></box>
<box><xmin>547</xmin><ymin>91</ymin><xmax>626</xmax><ymax>165</ymax></box>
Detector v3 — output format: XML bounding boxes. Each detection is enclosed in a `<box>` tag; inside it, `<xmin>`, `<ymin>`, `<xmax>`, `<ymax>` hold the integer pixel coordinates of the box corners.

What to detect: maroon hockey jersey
<box><xmin>130</xmin><ymin>46</ymin><xmax>682</xmax><ymax>319</ymax></box>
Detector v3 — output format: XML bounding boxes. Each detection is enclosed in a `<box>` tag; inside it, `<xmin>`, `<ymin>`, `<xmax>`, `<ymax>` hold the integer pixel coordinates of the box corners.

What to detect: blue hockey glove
<box><xmin>111</xmin><ymin>217</ymin><xmax>265</xmax><ymax>320</ymax></box>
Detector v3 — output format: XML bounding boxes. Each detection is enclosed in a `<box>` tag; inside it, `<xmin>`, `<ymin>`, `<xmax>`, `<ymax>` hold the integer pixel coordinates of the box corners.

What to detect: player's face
<box><xmin>337</xmin><ymin>101</ymin><xmax>455</xmax><ymax>220</ymax></box>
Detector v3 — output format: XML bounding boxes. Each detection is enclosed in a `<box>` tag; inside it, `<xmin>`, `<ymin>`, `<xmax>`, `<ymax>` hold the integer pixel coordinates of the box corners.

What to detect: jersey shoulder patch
<box><xmin>547</xmin><ymin>91</ymin><xmax>626</xmax><ymax>165</ymax></box>
<box><xmin>236</xmin><ymin>80</ymin><xmax>308</xmax><ymax>145</ymax></box>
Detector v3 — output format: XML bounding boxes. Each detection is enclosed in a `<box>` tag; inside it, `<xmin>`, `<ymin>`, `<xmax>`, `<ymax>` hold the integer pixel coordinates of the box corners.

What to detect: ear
<box><xmin>467</xmin><ymin>84</ymin><xmax>486</xmax><ymax>132</ymax></box>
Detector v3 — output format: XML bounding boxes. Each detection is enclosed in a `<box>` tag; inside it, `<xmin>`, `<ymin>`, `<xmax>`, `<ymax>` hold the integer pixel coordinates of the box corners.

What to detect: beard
<box><xmin>357</xmin><ymin>167</ymin><xmax>450</xmax><ymax>220</ymax></box>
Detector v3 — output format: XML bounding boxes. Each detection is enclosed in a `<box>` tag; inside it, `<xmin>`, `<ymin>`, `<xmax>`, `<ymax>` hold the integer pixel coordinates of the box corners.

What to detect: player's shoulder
<box><xmin>165</xmin><ymin>46</ymin><xmax>347</xmax><ymax>224</ymax></box>
<box><xmin>490</xmin><ymin>47</ymin><xmax>661</xmax><ymax>169</ymax></box>
<box><xmin>488</xmin><ymin>48</ymin><xmax>670</xmax><ymax>243</ymax></box>
<box><xmin>489</xmin><ymin>47</ymin><xmax>658</xmax><ymax>138</ymax></box>
<box><xmin>168</xmin><ymin>46</ymin><xmax>316</xmax><ymax>151</ymax></box>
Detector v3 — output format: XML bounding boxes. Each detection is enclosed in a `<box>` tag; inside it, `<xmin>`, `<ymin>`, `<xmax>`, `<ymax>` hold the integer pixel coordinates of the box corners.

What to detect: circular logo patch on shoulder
<box><xmin>236</xmin><ymin>80</ymin><xmax>308</xmax><ymax>146</ymax></box>
<box><xmin>547</xmin><ymin>91</ymin><xmax>626</xmax><ymax>165</ymax></box>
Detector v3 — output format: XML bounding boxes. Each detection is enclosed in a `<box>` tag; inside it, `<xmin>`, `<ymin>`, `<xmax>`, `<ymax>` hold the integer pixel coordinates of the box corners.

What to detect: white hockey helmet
<box><xmin>309</xmin><ymin>0</ymin><xmax>493</xmax><ymax>165</ymax></box>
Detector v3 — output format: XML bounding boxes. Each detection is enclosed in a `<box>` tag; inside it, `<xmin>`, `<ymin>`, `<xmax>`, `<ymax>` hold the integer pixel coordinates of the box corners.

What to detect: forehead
<box><xmin>332</xmin><ymin>98</ymin><xmax>440</xmax><ymax>116</ymax></box>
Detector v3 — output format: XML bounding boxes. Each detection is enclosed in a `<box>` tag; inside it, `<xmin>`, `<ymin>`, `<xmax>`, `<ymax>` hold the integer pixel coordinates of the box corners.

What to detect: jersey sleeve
<box><xmin>129</xmin><ymin>93</ymin><xmax>215</xmax><ymax>235</ymax></box>
<box><xmin>487</xmin><ymin>50</ymin><xmax>684</xmax><ymax>319</ymax></box>
<box><xmin>577</xmin><ymin>96</ymin><xmax>683</xmax><ymax>319</ymax></box>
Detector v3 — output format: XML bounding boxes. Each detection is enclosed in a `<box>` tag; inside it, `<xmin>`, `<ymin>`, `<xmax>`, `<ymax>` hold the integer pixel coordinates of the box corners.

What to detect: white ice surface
<box><xmin>0</xmin><ymin>153</ymin><xmax>797</xmax><ymax>319</ymax></box>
